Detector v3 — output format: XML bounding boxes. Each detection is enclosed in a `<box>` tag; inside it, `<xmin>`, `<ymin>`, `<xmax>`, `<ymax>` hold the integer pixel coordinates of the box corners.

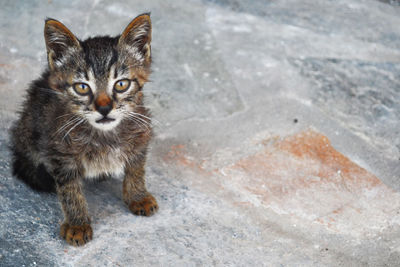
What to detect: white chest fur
<box><xmin>82</xmin><ymin>148</ymin><xmax>126</xmax><ymax>179</ymax></box>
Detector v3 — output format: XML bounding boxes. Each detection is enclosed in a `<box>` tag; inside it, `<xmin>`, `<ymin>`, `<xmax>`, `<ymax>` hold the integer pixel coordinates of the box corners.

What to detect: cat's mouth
<box><xmin>89</xmin><ymin>115</ymin><xmax>120</xmax><ymax>131</ymax></box>
<box><xmin>95</xmin><ymin>117</ymin><xmax>116</xmax><ymax>124</ymax></box>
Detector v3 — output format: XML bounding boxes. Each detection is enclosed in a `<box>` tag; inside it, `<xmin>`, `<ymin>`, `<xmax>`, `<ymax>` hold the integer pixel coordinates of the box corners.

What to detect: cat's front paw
<box><xmin>60</xmin><ymin>223</ymin><xmax>93</xmax><ymax>246</ymax></box>
<box><xmin>129</xmin><ymin>194</ymin><xmax>158</xmax><ymax>216</ymax></box>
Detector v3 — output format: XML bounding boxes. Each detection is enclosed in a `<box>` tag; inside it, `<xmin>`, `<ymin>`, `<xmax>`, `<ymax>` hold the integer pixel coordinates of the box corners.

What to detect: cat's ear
<box><xmin>118</xmin><ymin>13</ymin><xmax>152</xmax><ymax>63</ymax></box>
<box><xmin>44</xmin><ymin>19</ymin><xmax>80</xmax><ymax>70</ymax></box>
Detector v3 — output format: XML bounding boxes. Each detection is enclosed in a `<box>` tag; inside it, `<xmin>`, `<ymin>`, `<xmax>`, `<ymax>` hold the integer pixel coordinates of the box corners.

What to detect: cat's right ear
<box><xmin>44</xmin><ymin>19</ymin><xmax>80</xmax><ymax>70</ymax></box>
<box><xmin>118</xmin><ymin>14</ymin><xmax>152</xmax><ymax>65</ymax></box>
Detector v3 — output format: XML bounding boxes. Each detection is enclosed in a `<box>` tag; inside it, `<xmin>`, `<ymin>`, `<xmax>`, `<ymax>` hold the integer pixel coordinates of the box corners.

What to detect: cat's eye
<box><xmin>114</xmin><ymin>79</ymin><xmax>131</xmax><ymax>93</ymax></box>
<box><xmin>73</xmin><ymin>83</ymin><xmax>91</xmax><ymax>95</ymax></box>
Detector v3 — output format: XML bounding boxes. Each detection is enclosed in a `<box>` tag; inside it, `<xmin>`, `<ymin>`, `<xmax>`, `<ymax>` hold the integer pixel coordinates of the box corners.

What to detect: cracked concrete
<box><xmin>1</xmin><ymin>0</ymin><xmax>400</xmax><ymax>266</ymax></box>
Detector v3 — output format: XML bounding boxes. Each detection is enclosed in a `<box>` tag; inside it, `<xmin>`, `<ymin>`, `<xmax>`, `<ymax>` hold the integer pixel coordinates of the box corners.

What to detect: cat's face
<box><xmin>44</xmin><ymin>14</ymin><xmax>152</xmax><ymax>131</ymax></box>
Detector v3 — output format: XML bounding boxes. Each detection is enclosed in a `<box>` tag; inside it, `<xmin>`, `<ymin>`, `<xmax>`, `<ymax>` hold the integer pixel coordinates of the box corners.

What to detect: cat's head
<box><xmin>44</xmin><ymin>14</ymin><xmax>152</xmax><ymax>131</ymax></box>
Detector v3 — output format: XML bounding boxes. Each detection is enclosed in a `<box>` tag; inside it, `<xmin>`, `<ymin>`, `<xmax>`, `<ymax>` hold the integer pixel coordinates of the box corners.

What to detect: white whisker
<box><xmin>127</xmin><ymin>113</ymin><xmax>150</xmax><ymax>126</ymax></box>
<box><xmin>56</xmin><ymin>113</ymin><xmax>74</xmax><ymax>120</ymax></box>
<box><xmin>55</xmin><ymin>116</ymin><xmax>81</xmax><ymax>135</ymax></box>
<box><xmin>132</xmin><ymin>112</ymin><xmax>161</xmax><ymax>126</ymax></box>
<box><xmin>62</xmin><ymin>118</ymin><xmax>86</xmax><ymax>141</ymax></box>
<box><xmin>126</xmin><ymin>113</ymin><xmax>151</xmax><ymax>131</ymax></box>
<box><xmin>126</xmin><ymin>114</ymin><xmax>150</xmax><ymax>131</ymax></box>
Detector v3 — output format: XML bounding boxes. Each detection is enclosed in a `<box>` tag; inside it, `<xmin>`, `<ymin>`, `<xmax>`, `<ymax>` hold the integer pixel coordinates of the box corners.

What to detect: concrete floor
<box><xmin>1</xmin><ymin>0</ymin><xmax>400</xmax><ymax>266</ymax></box>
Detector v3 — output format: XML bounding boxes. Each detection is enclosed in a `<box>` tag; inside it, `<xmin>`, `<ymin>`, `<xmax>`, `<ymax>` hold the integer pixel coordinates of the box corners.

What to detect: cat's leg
<box><xmin>56</xmin><ymin>178</ymin><xmax>92</xmax><ymax>246</ymax></box>
<box><xmin>123</xmin><ymin>155</ymin><xmax>158</xmax><ymax>216</ymax></box>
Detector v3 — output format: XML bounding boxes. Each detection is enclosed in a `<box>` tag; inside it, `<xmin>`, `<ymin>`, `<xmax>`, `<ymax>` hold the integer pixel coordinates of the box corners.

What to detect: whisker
<box><xmin>132</xmin><ymin>112</ymin><xmax>160</xmax><ymax>125</ymax></box>
<box><xmin>126</xmin><ymin>114</ymin><xmax>151</xmax><ymax>131</ymax></box>
<box><xmin>128</xmin><ymin>111</ymin><xmax>162</xmax><ymax>127</ymax></box>
<box><xmin>55</xmin><ymin>116</ymin><xmax>81</xmax><ymax>135</ymax></box>
<box><xmin>127</xmin><ymin>113</ymin><xmax>151</xmax><ymax>126</ymax></box>
<box><xmin>130</xmin><ymin>112</ymin><xmax>150</xmax><ymax>120</ymax></box>
<box><xmin>57</xmin><ymin>116</ymin><xmax>80</xmax><ymax>131</ymax></box>
<box><xmin>127</xmin><ymin>115</ymin><xmax>149</xmax><ymax>129</ymax></box>
<box><xmin>62</xmin><ymin>118</ymin><xmax>86</xmax><ymax>141</ymax></box>
<box><xmin>55</xmin><ymin>113</ymin><xmax>74</xmax><ymax>120</ymax></box>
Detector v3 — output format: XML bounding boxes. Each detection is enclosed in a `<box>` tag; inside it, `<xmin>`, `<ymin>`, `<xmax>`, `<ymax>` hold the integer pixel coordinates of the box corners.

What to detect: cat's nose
<box><xmin>97</xmin><ymin>105</ymin><xmax>112</xmax><ymax>117</ymax></box>
<box><xmin>95</xmin><ymin>93</ymin><xmax>113</xmax><ymax>117</ymax></box>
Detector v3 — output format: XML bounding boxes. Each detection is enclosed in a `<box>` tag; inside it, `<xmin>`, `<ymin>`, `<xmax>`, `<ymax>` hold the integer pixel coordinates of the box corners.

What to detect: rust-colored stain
<box><xmin>163</xmin><ymin>130</ymin><xmax>382</xmax><ymax>192</ymax></box>
<box><xmin>163</xmin><ymin>130</ymin><xmax>399</xmax><ymax>234</ymax></box>
<box><xmin>277</xmin><ymin>130</ymin><xmax>380</xmax><ymax>186</ymax></box>
<box><xmin>233</xmin><ymin>130</ymin><xmax>381</xmax><ymax>191</ymax></box>
<box><xmin>228</xmin><ymin>130</ymin><xmax>386</xmax><ymax>223</ymax></box>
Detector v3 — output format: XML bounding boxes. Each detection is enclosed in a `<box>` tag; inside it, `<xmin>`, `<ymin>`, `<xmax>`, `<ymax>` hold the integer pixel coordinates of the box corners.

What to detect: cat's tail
<box><xmin>11</xmin><ymin>150</ymin><xmax>56</xmax><ymax>193</ymax></box>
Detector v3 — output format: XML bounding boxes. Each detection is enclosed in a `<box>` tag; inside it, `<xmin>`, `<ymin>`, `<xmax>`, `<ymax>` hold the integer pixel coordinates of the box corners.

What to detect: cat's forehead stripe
<box><xmin>109</xmin><ymin>65</ymin><xmax>116</xmax><ymax>80</ymax></box>
<box><xmin>87</xmin><ymin>69</ymin><xmax>95</xmax><ymax>81</ymax></box>
<box><xmin>80</xmin><ymin>37</ymin><xmax>119</xmax><ymax>77</ymax></box>
<box><xmin>113</xmin><ymin>65</ymin><xmax>118</xmax><ymax>79</ymax></box>
<box><xmin>84</xmin><ymin>69</ymin><xmax>97</xmax><ymax>94</ymax></box>
<box><xmin>107</xmin><ymin>50</ymin><xmax>118</xmax><ymax>72</ymax></box>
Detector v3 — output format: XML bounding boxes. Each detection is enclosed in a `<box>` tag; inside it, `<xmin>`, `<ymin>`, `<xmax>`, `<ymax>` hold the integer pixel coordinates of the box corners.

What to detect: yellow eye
<box><xmin>73</xmin><ymin>83</ymin><xmax>91</xmax><ymax>95</ymax></box>
<box><xmin>114</xmin><ymin>79</ymin><xmax>131</xmax><ymax>93</ymax></box>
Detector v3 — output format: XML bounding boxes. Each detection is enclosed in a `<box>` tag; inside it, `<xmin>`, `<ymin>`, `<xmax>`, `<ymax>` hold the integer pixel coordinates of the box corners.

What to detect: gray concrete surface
<box><xmin>1</xmin><ymin>0</ymin><xmax>400</xmax><ymax>266</ymax></box>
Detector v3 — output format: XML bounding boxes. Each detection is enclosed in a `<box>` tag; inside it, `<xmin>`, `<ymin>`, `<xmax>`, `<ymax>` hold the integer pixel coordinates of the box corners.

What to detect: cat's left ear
<box><xmin>118</xmin><ymin>13</ymin><xmax>152</xmax><ymax>64</ymax></box>
<box><xmin>44</xmin><ymin>19</ymin><xmax>81</xmax><ymax>70</ymax></box>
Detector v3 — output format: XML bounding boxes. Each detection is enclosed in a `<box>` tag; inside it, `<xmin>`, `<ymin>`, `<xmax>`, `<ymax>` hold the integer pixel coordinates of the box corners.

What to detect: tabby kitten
<box><xmin>10</xmin><ymin>13</ymin><xmax>158</xmax><ymax>246</ymax></box>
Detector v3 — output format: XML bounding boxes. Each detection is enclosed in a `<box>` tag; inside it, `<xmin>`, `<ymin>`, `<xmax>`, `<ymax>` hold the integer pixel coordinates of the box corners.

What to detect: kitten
<box><xmin>10</xmin><ymin>13</ymin><xmax>158</xmax><ymax>246</ymax></box>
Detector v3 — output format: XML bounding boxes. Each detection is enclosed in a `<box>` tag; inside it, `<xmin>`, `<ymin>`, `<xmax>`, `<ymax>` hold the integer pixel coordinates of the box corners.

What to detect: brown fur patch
<box><xmin>130</xmin><ymin>68</ymin><xmax>150</xmax><ymax>87</ymax></box>
<box><xmin>60</xmin><ymin>223</ymin><xmax>93</xmax><ymax>247</ymax></box>
<box><xmin>95</xmin><ymin>92</ymin><xmax>112</xmax><ymax>107</ymax></box>
<box><xmin>128</xmin><ymin>194</ymin><xmax>158</xmax><ymax>216</ymax></box>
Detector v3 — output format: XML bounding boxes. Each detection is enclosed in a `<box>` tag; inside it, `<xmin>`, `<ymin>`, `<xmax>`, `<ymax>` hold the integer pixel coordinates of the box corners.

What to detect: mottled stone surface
<box><xmin>1</xmin><ymin>0</ymin><xmax>400</xmax><ymax>266</ymax></box>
